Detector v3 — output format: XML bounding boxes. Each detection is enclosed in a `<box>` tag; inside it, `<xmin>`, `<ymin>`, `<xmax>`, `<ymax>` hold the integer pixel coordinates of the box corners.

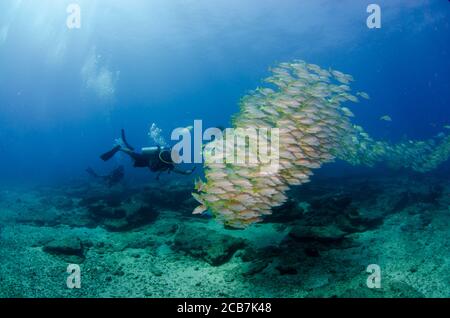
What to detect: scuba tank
<box><xmin>141</xmin><ymin>146</ymin><xmax>160</xmax><ymax>156</ymax></box>
<box><xmin>142</xmin><ymin>146</ymin><xmax>174</xmax><ymax>165</ymax></box>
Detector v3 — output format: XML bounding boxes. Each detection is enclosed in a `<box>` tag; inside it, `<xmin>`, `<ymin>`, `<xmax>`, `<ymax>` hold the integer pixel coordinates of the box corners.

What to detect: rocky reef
<box><xmin>0</xmin><ymin>169</ymin><xmax>449</xmax><ymax>298</ymax></box>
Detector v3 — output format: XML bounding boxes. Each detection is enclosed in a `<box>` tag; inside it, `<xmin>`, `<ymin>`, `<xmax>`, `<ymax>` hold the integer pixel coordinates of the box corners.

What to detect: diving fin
<box><xmin>121</xmin><ymin>129</ymin><xmax>135</xmax><ymax>151</ymax></box>
<box><xmin>86</xmin><ymin>167</ymin><xmax>100</xmax><ymax>178</ymax></box>
<box><xmin>100</xmin><ymin>145</ymin><xmax>121</xmax><ymax>161</ymax></box>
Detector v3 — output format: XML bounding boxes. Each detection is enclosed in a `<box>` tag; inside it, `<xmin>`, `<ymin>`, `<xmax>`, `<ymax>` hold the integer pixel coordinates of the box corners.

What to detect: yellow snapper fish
<box><xmin>357</xmin><ymin>91</ymin><xmax>370</xmax><ymax>100</ymax></box>
<box><xmin>380</xmin><ymin>115</ymin><xmax>392</xmax><ymax>122</ymax></box>
<box><xmin>192</xmin><ymin>60</ymin><xmax>450</xmax><ymax>229</ymax></box>
<box><xmin>194</xmin><ymin>179</ymin><xmax>206</xmax><ymax>192</ymax></box>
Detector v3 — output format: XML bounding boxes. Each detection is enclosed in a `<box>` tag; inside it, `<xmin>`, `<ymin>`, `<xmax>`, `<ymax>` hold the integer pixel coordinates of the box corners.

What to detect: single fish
<box><xmin>194</xmin><ymin>179</ymin><xmax>206</xmax><ymax>192</ymax></box>
<box><xmin>193</xmin><ymin>205</ymin><xmax>208</xmax><ymax>215</ymax></box>
<box><xmin>380</xmin><ymin>115</ymin><xmax>392</xmax><ymax>122</ymax></box>
<box><xmin>357</xmin><ymin>91</ymin><xmax>370</xmax><ymax>100</ymax></box>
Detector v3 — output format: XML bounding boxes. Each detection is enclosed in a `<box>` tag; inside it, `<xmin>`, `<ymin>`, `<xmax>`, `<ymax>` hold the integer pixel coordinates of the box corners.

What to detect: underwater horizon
<box><xmin>0</xmin><ymin>0</ymin><xmax>449</xmax><ymax>300</ymax></box>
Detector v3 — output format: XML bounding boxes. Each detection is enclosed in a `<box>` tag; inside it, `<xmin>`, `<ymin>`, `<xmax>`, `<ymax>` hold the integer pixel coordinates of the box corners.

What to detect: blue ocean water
<box><xmin>1</xmin><ymin>0</ymin><xmax>450</xmax><ymax>300</ymax></box>
<box><xmin>0</xmin><ymin>0</ymin><xmax>449</xmax><ymax>184</ymax></box>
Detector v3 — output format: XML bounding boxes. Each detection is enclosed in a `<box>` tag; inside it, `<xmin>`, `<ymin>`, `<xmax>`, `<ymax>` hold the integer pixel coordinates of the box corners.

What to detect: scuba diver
<box><xmin>100</xmin><ymin>129</ymin><xmax>196</xmax><ymax>179</ymax></box>
<box><xmin>86</xmin><ymin>166</ymin><xmax>125</xmax><ymax>187</ymax></box>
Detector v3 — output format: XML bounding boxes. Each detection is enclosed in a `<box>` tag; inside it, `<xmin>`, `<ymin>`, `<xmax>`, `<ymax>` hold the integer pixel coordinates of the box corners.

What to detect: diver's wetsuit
<box><xmin>100</xmin><ymin>129</ymin><xmax>195</xmax><ymax>179</ymax></box>
<box><xmin>122</xmin><ymin>146</ymin><xmax>173</xmax><ymax>171</ymax></box>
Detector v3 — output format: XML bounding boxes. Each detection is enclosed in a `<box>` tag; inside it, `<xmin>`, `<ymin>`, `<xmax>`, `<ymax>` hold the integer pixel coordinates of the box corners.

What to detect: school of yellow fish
<box><xmin>192</xmin><ymin>60</ymin><xmax>450</xmax><ymax>228</ymax></box>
